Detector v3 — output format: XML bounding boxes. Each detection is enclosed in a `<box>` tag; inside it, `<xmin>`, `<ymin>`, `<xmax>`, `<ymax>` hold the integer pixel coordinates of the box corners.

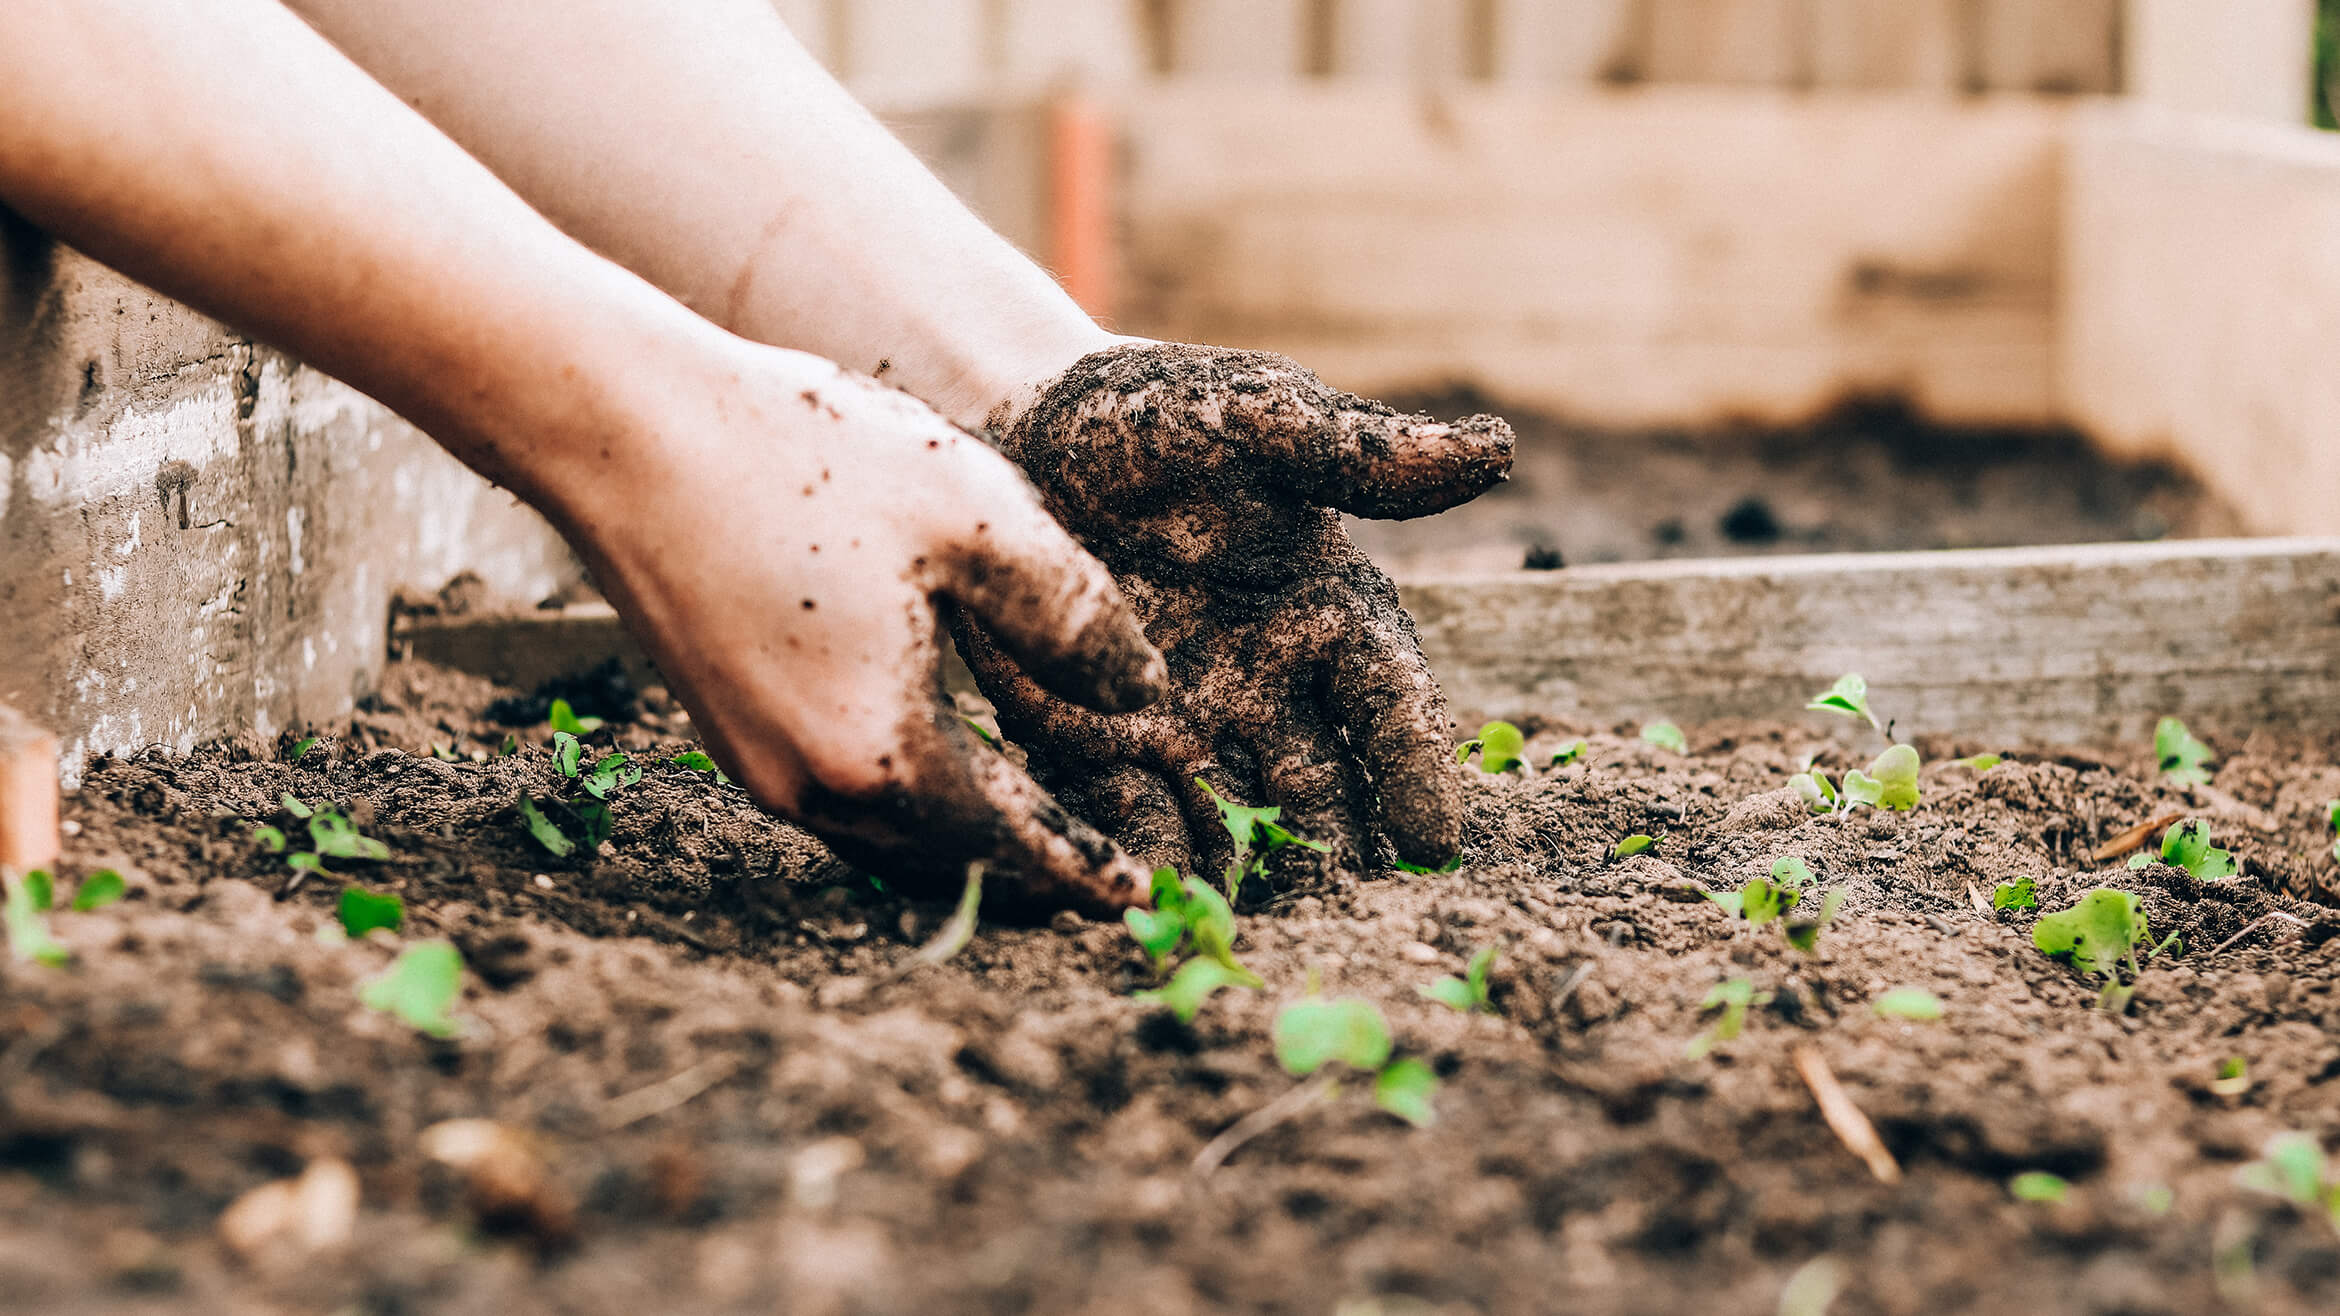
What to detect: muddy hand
<box><xmin>560</xmin><ymin>344</ymin><xmax>1166</xmax><ymax>916</ymax></box>
<box><xmin>958</xmin><ymin>342</ymin><xmax>1514</xmax><ymax>880</ymax></box>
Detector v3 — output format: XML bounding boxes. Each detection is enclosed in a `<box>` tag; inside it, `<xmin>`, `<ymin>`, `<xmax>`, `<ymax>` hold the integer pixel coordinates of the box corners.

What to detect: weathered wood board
<box><xmin>1407</xmin><ymin>538</ymin><xmax>2340</xmax><ymax>743</ymax></box>
<box><xmin>402</xmin><ymin>540</ymin><xmax>2340</xmax><ymax>746</ymax></box>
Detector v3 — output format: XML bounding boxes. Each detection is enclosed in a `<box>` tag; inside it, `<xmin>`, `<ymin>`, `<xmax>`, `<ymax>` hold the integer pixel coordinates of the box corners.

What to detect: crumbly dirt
<box><xmin>1349</xmin><ymin>394</ymin><xmax>2248</xmax><ymax>576</ymax></box>
<box><xmin>5</xmin><ymin>661</ymin><xmax>2340</xmax><ymax>1315</ymax></box>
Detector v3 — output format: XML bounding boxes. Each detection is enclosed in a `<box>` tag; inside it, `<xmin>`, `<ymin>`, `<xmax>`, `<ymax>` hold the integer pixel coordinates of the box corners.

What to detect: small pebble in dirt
<box><xmin>1400</xmin><ymin>941</ymin><xmax>1443</xmax><ymax>965</ymax></box>
<box><xmin>1924</xmin><ymin>915</ymin><xmax>1957</xmax><ymax>937</ymax></box>
<box><xmin>533</xmin><ymin>874</ymin><xmax>553</xmax><ymax>890</ymax></box>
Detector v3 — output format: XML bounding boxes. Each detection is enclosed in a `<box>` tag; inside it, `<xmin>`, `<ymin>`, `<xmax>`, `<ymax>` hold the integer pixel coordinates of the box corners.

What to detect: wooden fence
<box><xmin>776</xmin><ymin>0</ymin><xmax>2123</xmax><ymax>104</ymax></box>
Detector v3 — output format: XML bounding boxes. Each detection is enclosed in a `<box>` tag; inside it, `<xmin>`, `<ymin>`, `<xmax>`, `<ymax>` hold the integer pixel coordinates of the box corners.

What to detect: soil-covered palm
<box><xmin>957</xmin><ymin>342</ymin><xmax>1513</xmax><ymax>886</ymax></box>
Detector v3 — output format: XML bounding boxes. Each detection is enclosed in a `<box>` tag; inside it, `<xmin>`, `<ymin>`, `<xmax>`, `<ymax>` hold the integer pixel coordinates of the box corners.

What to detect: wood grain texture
<box><xmin>404</xmin><ymin>541</ymin><xmax>2340</xmax><ymax>748</ymax></box>
<box><xmin>1402</xmin><ymin>539</ymin><xmax>2340</xmax><ymax>743</ymax></box>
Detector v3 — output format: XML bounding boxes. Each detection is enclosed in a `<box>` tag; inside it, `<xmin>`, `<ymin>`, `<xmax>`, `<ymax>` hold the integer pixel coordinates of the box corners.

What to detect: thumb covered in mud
<box><xmin>938</xmin><ymin>493</ymin><xmax>1166</xmax><ymax>715</ymax></box>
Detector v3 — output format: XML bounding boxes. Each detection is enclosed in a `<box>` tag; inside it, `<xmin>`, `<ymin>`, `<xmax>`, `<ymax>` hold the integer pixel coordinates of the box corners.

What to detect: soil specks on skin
<box><xmin>5</xmin><ymin>661</ymin><xmax>2340</xmax><ymax>1313</ymax></box>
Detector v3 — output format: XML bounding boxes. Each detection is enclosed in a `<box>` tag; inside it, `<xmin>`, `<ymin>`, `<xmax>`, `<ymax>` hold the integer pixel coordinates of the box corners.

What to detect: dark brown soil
<box><xmin>1349</xmin><ymin>395</ymin><xmax>2248</xmax><ymax>576</ymax></box>
<box><xmin>5</xmin><ymin>661</ymin><xmax>2340</xmax><ymax>1315</ymax></box>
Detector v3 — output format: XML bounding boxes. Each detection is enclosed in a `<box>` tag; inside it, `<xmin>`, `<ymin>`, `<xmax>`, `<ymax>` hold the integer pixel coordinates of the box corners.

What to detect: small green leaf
<box><xmin>337</xmin><ymin>886</ymin><xmax>405</xmax><ymax>937</ymax></box>
<box><xmin>285</xmin><ymin>851</ymin><xmax>326</xmax><ymax>876</ymax></box>
<box><xmin>1954</xmin><ymin>753</ymin><xmax>2004</xmax><ymax>772</ymax></box>
<box><xmin>568</xmin><ymin>799</ymin><xmax>613</xmax><ymax>850</ymax></box>
<box><xmin>1738</xmin><ymin>876</ymin><xmax>1798</xmax><ymax>928</ymax></box>
<box><xmin>552</xmin><ymin>732</ymin><xmax>582</xmax><ymax>778</ymax></box>
<box><xmin>1782</xmin><ymin>889</ymin><xmax>1846</xmax><ymax>953</ymax></box>
<box><xmin>1547</xmin><ymin>739</ymin><xmax>1587</xmax><ymax>769</ymax></box>
<box><xmin>70</xmin><ymin>869</ymin><xmax>125</xmax><ymax>912</ymax></box>
<box><xmin>1806</xmin><ymin>674</ymin><xmax>1880</xmax><ymax>731</ymax></box>
<box><xmin>359</xmin><ymin>940</ymin><xmax>465</xmax><ymax>1038</ymax></box>
<box><xmin>252</xmin><ymin>824</ymin><xmax>286</xmax><ymax>853</ymax></box>
<box><xmin>1770</xmin><ymin>857</ymin><xmax>1814</xmax><ymax>890</ymax></box>
<box><xmin>904</xmin><ymin>864</ymin><xmax>984</xmax><ymax>969</ymax></box>
<box><xmin>2210</xmin><ymin>1057</ymin><xmax>2251</xmax><ymax>1097</ymax></box>
<box><xmin>1612</xmin><ymin>834</ymin><xmax>1656</xmax><ymax>860</ymax></box>
<box><xmin>672</xmin><ymin>751</ymin><xmax>719</xmax><ymax>773</ymax></box>
<box><xmin>280</xmin><ymin>793</ymin><xmax>314</xmax><ymax>819</ymax></box>
<box><xmin>1863</xmin><ymin>744</ymin><xmax>1921</xmax><ymax>811</ymax></box>
<box><xmin>2010</xmin><ymin>1171</ymin><xmax>2069</xmax><ymax>1204</ymax></box>
<box><xmin>431</xmin><ymin>743</ymin><xmax>458</xmax><ymax>762</ymax></box>
<box><xmin>289</xmin><ymin>735</ymin><xmax>319</xmax><ymax>761</ymax></box>
<box><xmin>1470</xmin><ymin>721</ymin><xmax>1526</xmax><ymax>774</ymax></box>
<box><xmin>548</xmin><ymin>698</ymin><xmax>604</xmax><ymax>736</ymax></box>
<box><xmin>1702</xmin><ymin>888</ymin><xmax>1744</xmax><ymax>917</ymax></box>
<box><xmin>1133</xmin><ymin>957</ymin><xmax>1252</xmax><ymax>1024</ymax></box>
<box><xmin>2032</xmin><ymin>888</ymin><xmax>2151</xmax><ymax>978</ymax></box>
<box><xmin>2329</xmin><ymin>800</ymin><xmax>2340</xmax><ymax>862</ymax></box>
<box><xmin>1640</xmin><ymin>722</ymin><xmax>1686</xmax><ymax>754</ymax></box>
<box><xmin>1790</xmin><ymin>771</ymin><xmax>1836</xmax><ymax>813</ymax></box>
<box><xmin>1175</xmin><ymin>876</ymin><xmax>1260</xmax><ymax>984</ymax></box>
<box><xmin>1418</xmin><ymin>945</ymin><xmax>1499</xmax><ymax>1015</ymax></box>
<box><xmin>2158</xmin><ymin>818</ymin><xmax>2237</xmax><ymax>881</ymax></box>
<box><xmin>498</xmin><ymin>734</ymin><xmax>519</xmax><ymax>757</ymax></box>
<box><xmin>959</xmin><ymin>715</ymin><xmax>1000</xmax><ymax>747</ymax></box>
<box><xmin>1992</xmin><ymin>876</ymin><xmax>2038</xmax><ymax>911</ymax></box>
<box><xmin>1123</xmin><ymin>906</ymin><xmax>1186</xmax><ymax>963</ymax></box>
<box><xmin>1685</xmin><ymin>977</ymin><xmax>1769</xmax><ymax>1060</ymax></box>
<box><xmin>1452</xmin><ymin>739</ymin><xmax>1482</xmax><ymax>765</ymax></box>
<box><xmin>24</xmin><ymin>869</ymin><xmax>53</xmax><ymax>912</ymax></box>
<box><xmin>1839</xmin><ymin>770</ymin><xmax>1882</xmax><ymax>807</ymax></box>
<box><xmin>3</xmin><ymin>871</ymin><xmax>68</xmax><ymax>966</ymax></box>
<box><xmin>1392</xmin><ymin>854</ymin><xmax>1462</xmax><ymax>875</ymax></box>
<box><xmin>1873</xmin><ymin>987</ymin><xmax>1945</xmax><ymax>1020</ymax></box>
<box><xmin>2235</xmin><ymin>1132</ymin><xmax>2328</xmax><ymax>1208</ymax></box>
<box><xmin>1372</xmin><ymin>1057</ymin><xmax>1439</xmax><ymax>1128</ymax></box>
<box><xmin>1274</xmin><ymin>998</ymin><xmax>1393</xmax><ymax>1077</ymax></box>
<box><xmin>1194</xmin><ymin>779</ymin><xmax>1331</xmax><ymax>876</ymax></box>
<box><xmin>308</xmin><ymin>810</ymin><xmax>390</xmax><ymax>862</ymax></box>
<box><xmin>2154</xmin><ymin>716</ymin><xmax>2213</xmax><ymax>787</ymax></box>
<box><xmin>1419</xmin><ymin>977</ymin><xmax>1476</xmax><ymax>1012</ymax></box>
<box><xmin>518</xmin><ymin>796</ymin><xmax>575</xmax><ymax>858</ymax></box>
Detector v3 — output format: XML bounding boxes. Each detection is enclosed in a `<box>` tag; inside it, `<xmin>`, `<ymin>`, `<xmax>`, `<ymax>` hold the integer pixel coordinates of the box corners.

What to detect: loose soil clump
<box><xmin>4</xmin><ymin>661</ymin><xmax>2338</xmax><ymax>1314</ymax></box>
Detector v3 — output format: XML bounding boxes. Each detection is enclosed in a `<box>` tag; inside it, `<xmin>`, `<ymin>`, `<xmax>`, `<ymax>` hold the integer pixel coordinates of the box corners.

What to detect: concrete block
<box><xmin>1112</xmin><ymin>85</ymin><xmax>2064</xmax><ymax>427</ymax></box>
<box><xmin>2061</xmin><ymin>104</ymin><xmax>2340</xmax><ymax>537</ymax></box>
<box><xmin>2125</xmin><ymin>0</ymin><xmax>2314</xmax><ymax>123</ymax></box>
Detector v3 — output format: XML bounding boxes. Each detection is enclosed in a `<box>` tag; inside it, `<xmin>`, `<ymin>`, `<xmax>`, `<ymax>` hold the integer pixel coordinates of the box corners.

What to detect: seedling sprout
<box><xmin>2126</xmin><ymin>818</ymin><xmax>2237</xmax><ymax>881</ymax></box>
<box><xmin>360</xmin><ymin>940</ymin><xmax>466</xmax><ymax>1038</ymax></box>
<box><xmin>2032</xmin><ymin>888</ymin><xmax>2179</xmax><ymax>1012</ymax></box>
<box><xmin>1840</xmin><ymin>744</ymin><xmax>1920</xmax><ymax>811</ymax></box>
<box><xmin>338</xmin><ymin>886</ymin><xmax>405</xmax><ymax>938</ymax></box>
<box><xmin>1391</xmin><ymin>854</ymin><xmax>1462</xmax><ymax>875</ymax></box>
<box><xmin>1640</xmin><ymin>722</ymin><xmax>1686</xmax><ymax>754</ymax></box>
<box><xmin>1273</xmin><ymin>996</ymin><xmax>1440</xmax><ymax>1127</ymax></box>
<box><xmin>2210</xmin><ymin>1057</ymin><xmax>2250</xmax><ymax>1097</ymax></box>
<box><xmin>2009</xmin><ymin>1171</ymin><xmax>2070</xmax><ymax>1204</ymax></box>
<box><xmin>1685</xmin><ymin>977</ymin><xmax>1769</xmax><ymax>1060</ymax></box>
<box><xmin>1706</xmin><ymin>855</ymin><xmax>1814</xmax><ymax>929</ymax></box>
<box><xmin>2154</xmin><ymin>717</ymin><xmax>2214</xmax><ymax>787</ymax></box>
<box><xmin>1806</xmin><ymin>673</ymin><xmax>1883</xmax><ymax>735</ymax></box>
<box><xmin>70</xmin><ymin>869</ymin><xmax>125</xmax><ymax>912</ymax></box>
<box><xmin>2326</xmin><ymin>800</ymin><xmax>2338</xmax><ymax>862</ymax></box>
<box><xmin>2235</xmin><ymin>1132</ymin><xmax>2340</xmax><ymax>1230</ymax></box>
<box><xmin>1612</xmin><ymin>834</ymin><xmax>1656</xmax><ymax>860</ymax></box>
<box><xmin>3</xmin><ymin>870</ymin><xmax>68</xmax><ymax>966</ymax></box>
<box><xmin>1953</xmin><ymin>753</ymin><xmax>2004</xmax><ymax>772</ymax></box>
<box><xmin>1197</xmin><ymin>778</ymin><xmax>1330</xmax><ymax>900</ymax></box>
<box><xmin>547</xmin><ymin>697</ymin><xmax>604</xmax><ymax>736</ymax></box>
<box><xmin>1873</xmin><ymin>988</ymin><xmax>1944</xmax><ymax>1021</ymax></box>
<box><xmin>1455</xmin><ymin>721</ymin><xmax>1526</xmax><ymax>774</ymax></box>
<box><xmin>1547</xmin><ymin>739</ymin><xmax>1587</xmax><ymax>769</ymax></box>
<box><xmin>1992</xmin><ymin>876</ymin><xmax>2038</xmax><ymax>911</ymax></box>
<box><xmin>1419</xmin><ymin>946</ymin><xmax>1498</xmax><ymax>1013</ymax></box>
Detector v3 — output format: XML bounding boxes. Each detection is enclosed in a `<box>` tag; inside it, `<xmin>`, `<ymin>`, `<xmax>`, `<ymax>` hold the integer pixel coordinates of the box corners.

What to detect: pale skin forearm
<box><xmin>284</xmin><ymin>0</ymin><xmax>1116</xmax><ymax>429</ymax></box>
<box><xmin>0</xmin><ymin>0</ymin><xmax>736</xmax><ymax>521</ymax></box>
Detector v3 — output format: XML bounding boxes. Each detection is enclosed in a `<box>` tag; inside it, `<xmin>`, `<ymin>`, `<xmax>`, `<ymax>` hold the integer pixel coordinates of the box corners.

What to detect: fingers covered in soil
<box><xmin>9</xmin><ymin>665</ymin><xmax>2340</xmax><ymax>1314</ymax></box>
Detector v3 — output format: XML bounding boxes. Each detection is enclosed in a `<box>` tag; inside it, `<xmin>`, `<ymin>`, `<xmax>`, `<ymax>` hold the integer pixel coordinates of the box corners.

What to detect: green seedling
<box><xmin>1953</xmin><ymin>753</ymin><xmax>2005</xmax><ymax>772</ymax></box>
<box><xmin>902</xmin><ymin>864</ymin><xmax>984</xmax><ymax>970</ymax></box>
<box><xmin>2155</xmin><ymin>716</ymin><xmax>2214</xmax><ymax>787</ymax></box>
<box><xmin>337</xmin><ymin>886</ymin><xmax>404</xmax><ymax>938</ymax></box>
<box><xmin>1125</xmin><ymin>866</ymin><xmax>1261</xmax><ymax>990</ymax></box>
<box><xmin>2032</xmin><ymin>888</ymin><xmax>2179</xmax><ymax>1012</ymax></box>
<box><xmin>430</xmin><ymin>743</ymin><xmax>458</xmax><ymax>762</ymax></box>
<box><xmin>1640</xmin><ymin>722</ymin><xmax>1686</xmax><ymax>754</ymax></box>
<box><xmin>1992</xmin><ymin>876</ymin><xmax>2038</xmax><ymax>911</ymax></box>
<box><xmin>1685</xmin><ymin>977</ymin><xmax>1770</xmax><ymax>1060</ymax></box>
<box><xmin>281</xmin><ymin>793</ymin><xmax>313</xmax><ymax>819</ymax></box>
<box><xmin>1782</xmin><ymin>889</ymin><xmax>1846</xmax><ymax>953</ymax></box>
<box><xmin>2010</xmin><ymin>1171</ymin><xmax>2070</xmax><ymax>1204</ymax></box>
<box><xmin>307</xmin><ymin>809</ymin><xmax>391</xmax><ymax>862</ymax></box>
<box><xmin>252</xmin><ymin>824</ymin><xmax>286</xmax><ymax>852</ymax></box>
<box><xmin>1790</xmin><ymin>768</ymin><xmax>1838</xmax><ymax>814</ymax></box>
<box><xmin>959</xmin><ymin>715</ymin><xmax>1000</xmax><ymax>747</ymax></box>
<box><xmin>1273</xmin><ymin>997</ymin><xmax>1439</xmax><ymax>1127</ymax></box>
<box><xmin>1420</xmin><ymin>946</ymin><xmax>1498</xmax><ymax>1014</ymax></box>
<box><xmin>2326</xmin><ymin>800</ymin><xmax>2338</xmax><ymax>863</ymax></box>
<box><xmin>2127</xmin><ymin>818</ymin><xmax>2236</xmax><ymax>881</ymax></box>
<box><xmin>1612</xmin><ymin>834</ymin><xmax>1657</xmax><ymax>860</ymax></box>
<box><xmin>1706</xmin><ymin>856</ymin><xmax>1814</xmax><ymax>928</ymax></box>
<box><xmin>360</xmin><ymin>940</ymin><xmax>465</xmax><ymax>1039</ymax></box>
<box><xmin>289</xmin><ymin>735</ymin><xmax>319</xmax><ymax>761</ymax></box>
<box><xmin>1840</xmin><ymin>743</ymin><xmax>1920</xmax><ymax>811</ymax></box>
<box><xmin>70</xmin><ymin>869</ymin><xmax>125</xmax><ymax>912</ymax></box>
<box><xmin>498</xmin><ymin>733</ymin><xmax>519</xmax><ymax>757</ymax></box>
<box><xmin>1455</xmin><ymin>721</ymin><xmax>1527</xmax><ymax>774</ymax></box>
<box><xmin>1806</xmin><ymin>673</ymin><xmax>1883</xmax><ymax>734</ymax></box>
<box><xmin>3</xmin><ymin>870</ymin><xmax>68</xmax><ymax>967</ymax></box>
<box><xmin>518</xmin><ymin>796</ymin><xmax>574</xmax><ymax>858</ymax></box>
<box><xmin>1134</xmin><ymin>958</ymin><xmax>1254</xmax><ymax>1024</ymax></box>
<box><xmin>2235</xmin><ymin>1132</ymin><xmax>2340</xmax><ymax>1229</ymax></box>
<box><xmin>525</xmin><ymin>737</ymin><xmax>641</xmax><ymax>856</ymax></box>
<box><xmin>671</xmin><ymin>750</ymin><xmax>735</xmax><ymax>786</ymax></box>
<box><xmin>1873</xmin><ymin>987</ymin><xmax>1945</xmax><ymax>1021</ymax></box>
<box><xmin>2210</xmin><ymin>1057</ymin><xmax>2251</xmax><ymax>1097</ymax></box>
<box><xmin>1392</xmin><ymin>854</ymin><xmax>1462</xmax><ymax>875</ymax></box>
<box><xmin>23</xmin><ymin>869</ymin><xmax>53</xmax><ymax>911</ymax></box>
<box><xmin>547</xmin><ymin>698</ymin><xmax>604</xmax><ymax>736</ymax></box>
<box><xmin>1548</xmin><ymin>740</ymin><xmax>1587</xmax><ymax>769</ymax></box>
<box><xmin>1196</xmin><ymin>778</ymin><xmax>1329</xmax><ymax>901</ymax></box>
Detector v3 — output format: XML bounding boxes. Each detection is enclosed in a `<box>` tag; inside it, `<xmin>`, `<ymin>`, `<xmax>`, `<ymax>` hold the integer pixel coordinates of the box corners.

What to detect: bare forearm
<box><xmin>285</xmin><ymin>0</ymin><xmax>1112</xmax><ymax>428</ymax></box>
<box><xmin>0</xmin><ymin>0</ymin><xmax>718</xmax><ymax>517</ymax></box>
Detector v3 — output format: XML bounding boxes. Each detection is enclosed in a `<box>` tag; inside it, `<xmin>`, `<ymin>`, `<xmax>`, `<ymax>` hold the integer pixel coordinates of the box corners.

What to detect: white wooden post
<box><xmin>2126</xmin><ymin>0</ymin><xmax>2315</xmax><ymax>123</ymax></box>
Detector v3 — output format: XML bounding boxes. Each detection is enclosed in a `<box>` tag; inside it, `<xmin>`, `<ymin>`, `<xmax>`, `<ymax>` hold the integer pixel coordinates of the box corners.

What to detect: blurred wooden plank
<box><xmin>1806</xmin><ymin>0</ymin><xmax>1961</xmax><ymax>91</ymax></box>
<box><xmin>401</xmin><ymin>542</ymin><xmax>2340</xmax><ymax>748</ymax></box>
<box><xmin>1406</xmin><ymin>538</ymin><xmax>2340</xmax><ymax>743</ymax></box>
<box><xmin>0</xmin><ymin>703</ymin><xmax>60</xmax><ymax>873</ymax></box>
<box><xmin>1644</xmin><ymin>0</ymin><xmax>1804</xmax><ymax>86</ymax></box>
<box><xmin>1974</xmin><ymin>0</ymin><xmax>2119</xmax><ymax>95</ymax></box>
